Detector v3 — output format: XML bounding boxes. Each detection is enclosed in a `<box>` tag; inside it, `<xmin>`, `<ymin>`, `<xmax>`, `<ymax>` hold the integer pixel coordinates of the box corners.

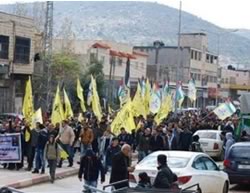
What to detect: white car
<box><xmin>131</xmin><ymin>151</ymin><xmax>229</xmax><ymax>193</ymax></box>
<box><xmin>194</xmin><ymin>130</ymin><xmax>224</xmax><ymax>160</ymax></box>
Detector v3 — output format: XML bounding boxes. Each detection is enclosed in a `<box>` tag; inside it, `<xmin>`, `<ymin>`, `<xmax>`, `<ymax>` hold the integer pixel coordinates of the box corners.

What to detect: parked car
<box><xmin>224</xmin><ymin>142</ymin><xmax>250</xmax><ymax>185</ymax></box>
<box><xmin>131</xmin><ymin>151</ymin><xmax>229</xmax><ymax>193</ymax></box>
<box><xmin>193</xmin><ymin>130</ymin><xmax>224</xmax><ymax>160</ymax></box>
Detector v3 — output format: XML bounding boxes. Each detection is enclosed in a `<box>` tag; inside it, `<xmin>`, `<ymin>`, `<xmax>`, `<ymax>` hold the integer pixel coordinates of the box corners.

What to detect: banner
<box><xmin>0</xmin><ymin>133</ymin><xmax>22</xmax><ymax>163</ymax></box>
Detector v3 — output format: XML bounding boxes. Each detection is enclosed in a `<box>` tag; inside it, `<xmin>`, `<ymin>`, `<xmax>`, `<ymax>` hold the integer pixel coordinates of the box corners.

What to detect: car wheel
<box><xmin>222</xmin><ymin>181</ymin><xmax>229</xmax><ymax>193</ymax></box>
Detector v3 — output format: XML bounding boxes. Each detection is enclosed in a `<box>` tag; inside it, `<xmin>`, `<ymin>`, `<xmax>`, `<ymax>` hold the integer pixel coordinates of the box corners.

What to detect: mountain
<box><xmin>1</xmin><ymin>1</ymin><xmax>250</xmax><ymax>67</ymax></box>
<box><xmin>236</xmin><ymin>29</ymin><xmax>250</xmax><ymax>40</ymax></box>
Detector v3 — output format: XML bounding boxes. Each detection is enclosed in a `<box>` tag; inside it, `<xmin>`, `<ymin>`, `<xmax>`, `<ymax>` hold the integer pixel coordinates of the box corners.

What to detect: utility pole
<box><xmin>43</xmin><ymin>1</ymin><xmax>53</xmax><ymax>112</ymax></box>
<box><xmin>174</xmin><ymin>0</ymin><xmax>182</xmax><ymax>113</ymax></box>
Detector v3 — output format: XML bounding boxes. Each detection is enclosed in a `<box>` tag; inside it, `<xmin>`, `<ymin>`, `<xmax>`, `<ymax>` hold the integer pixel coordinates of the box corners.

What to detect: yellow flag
<box><xmin>51</xmin><ymin>86</ymin><xmax>65</xmax><ymax>125</ymax></box>
<box><xmin>58</xmin><ymin>144</ymin><xmax>68</xmax><ymax>159</ymax></box>
<box><xmin>144</xmin><ymin>78</ymin><xmax>151</xmax><ymax>115</ymax></box>
<box><xmin>77</xmin><ymin>78</ymin><xmax>86</xmax><ymax>112</ymax></box>
<box><xmin>91</xmin><ymin>75</ymin><xmax>102</xmax><ymax>121</ymax></box>
<box><xmin>155</xmin><ymin>95</ymin><xmax>172</xmax><ymax>125</ymax></box>
<box><xmin>131</xmin><ymin>82</ymin><xmax>146</xmax><ymax>118</ymax></box>
<box><xmin>63</xmin><ymin>88</ymin><xmax>74</xmax><ymax>119</ymax></box>
<box><xmin>32</xmin><ymin>108</ymin><xmax>43</xmax><ymax>128</ymax></box>
<box><xmin>111</xmin><ymin>99</ymin><xmax>135</xmax><ymax>135</ymax></box>
<box><xmin>22</xmin><ymin>76</ymin><xmax>34</xmax><ymax>125</ymax></box>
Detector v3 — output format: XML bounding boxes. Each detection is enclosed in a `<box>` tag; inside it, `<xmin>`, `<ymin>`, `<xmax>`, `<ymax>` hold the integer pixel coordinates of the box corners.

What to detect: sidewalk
<box><xmin>0</xmin><ymin>152</ymin><xmax>138</xmax><ymax>189</ymax></box>
<box><xmin>0</xmin><ymin>165</ymin><xmax>78</xmax><ymax>189</ymax></box>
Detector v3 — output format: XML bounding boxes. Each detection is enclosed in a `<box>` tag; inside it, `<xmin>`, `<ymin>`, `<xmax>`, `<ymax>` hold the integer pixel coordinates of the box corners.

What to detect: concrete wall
<box><xmin>0</xmin><ymin>12</ymin><xmax>36</xmax><ymax>113</ymax></box>
<box><xmin>0</xmin><ymin>12</ymin><xmax>35</xmax><ymax>75</ymax></box>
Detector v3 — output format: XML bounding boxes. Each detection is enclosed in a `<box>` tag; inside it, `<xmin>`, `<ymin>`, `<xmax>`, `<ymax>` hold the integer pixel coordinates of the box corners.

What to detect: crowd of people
<box><xmin>0</xmin><ymin>109</ymin><xmax>250</xmax><ymax>192</ymax></box>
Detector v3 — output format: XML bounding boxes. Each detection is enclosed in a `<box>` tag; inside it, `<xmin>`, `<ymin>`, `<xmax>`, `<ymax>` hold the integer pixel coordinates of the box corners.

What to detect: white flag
<box><xmin>213</xmin><ymin>102</ymin><xmax>236</xmax><ymax>120</ymax></box>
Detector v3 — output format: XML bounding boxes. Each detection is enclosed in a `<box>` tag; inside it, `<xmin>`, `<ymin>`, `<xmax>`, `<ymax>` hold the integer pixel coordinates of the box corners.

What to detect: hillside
<box><xmin>0</xmin><ymin>1</ymin><xmax>250</xmax><ymax>67</ymax></box>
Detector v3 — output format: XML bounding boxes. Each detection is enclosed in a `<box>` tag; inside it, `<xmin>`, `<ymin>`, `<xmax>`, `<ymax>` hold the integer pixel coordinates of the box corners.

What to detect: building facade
<box><xmin>0</xmin><ymin>12</ymin><xmax>36</xmax><ymax>113</ymax></box>
<box><xmin>134</xmin><ymin>33</ymin><xmax>219</xmax><ymax>107</ymax></box>
<box><xmin>53</xmin><ymin>39</ymin><xmax>148</xmax><ymax>97</ymax></box>
<box><xmin>219</xmin><ymin>67</ymin><xmax>250</xmax><ymax>100</ymax></box>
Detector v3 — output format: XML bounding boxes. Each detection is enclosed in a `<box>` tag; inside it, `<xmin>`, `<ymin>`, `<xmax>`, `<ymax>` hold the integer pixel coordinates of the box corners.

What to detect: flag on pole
<box><xmin>213</xmin><ymin>102</ymin><xmax>236</xmax><ymax>120</ymax></box>
<box><xmin>176</xmin><ymin>82</ymin><xmax>185</xmax><ymax>108</ymax></box>
<box><xmin>188</xmin><ymin>79</ymin><xmax>197</xmax><ymax>102</ymax></box>
<box><xmin>118</xmin><ymin>78</ymin><xmax>127</xmax><ymax>107</ymax></box>
<box><xmin>131</xmin><ymin>82</ymin><xmax>146</xmax><ymax>118</ymax></box>
<box><xmin>144</xmin><ymin>78</ymin><xmax>151</xmax><ymax>114</ymax></box>
<box><xmin>149</xmin><ymin>82</ymin><xmax>161</xmax><ymax>114</ymax></box>
<box><xmin>141</xmin><ymin>77</ymin><xmax>146</xmax><ymax>98</ymax></box>
<box><xmin>63</xmin><ymin>88</ymin><xmax>74</xmax><ymax>119</ymax></box>
<box><xmin>51</xmin><ymin>85</ymin><xmax>65</xmax><ymax>125</ymax></box>
<box><xmin>32</xmin><ymin>108</ymin><xmax>43</xmax><ymax>128</ymax></box>
<box><xmin>87</xmin><ymin>81</ymin><xmax>92</xmax><ymax>106</ymax></box>
<box><xmin>90</xmin><ymin>75</ymin><xmax>102</xmax><ymax>121</ymax></box>
<box><xmin>162</xmin><ymin>79</ymin><xmax>170</xmax><ymax>101</ymax></box>
<box><xmin>22</xmin><ymin>76</ymin><xmax>34</xmax><ymax>125</ymax></box>
<box><xmin>111</xmin><ymin>99</ymin><xmax>135</xmax><ymax>135</ymax></box>
<box><xmin>77</xmin><ymin>78</ymin><xmax>86</xmax><ymax>112</ymax></box>
<box><xmin>155</xmin><ymin>95</ymin><xmax>172</xmax><ymax>124</ymax></box>
<box><xmin>123</xmin><ymin>57</ymin><xmax>131</xmax><ymax>104</ymax></box>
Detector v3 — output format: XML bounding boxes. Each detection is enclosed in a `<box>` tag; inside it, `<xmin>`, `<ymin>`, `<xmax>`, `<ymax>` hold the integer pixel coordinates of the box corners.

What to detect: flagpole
<box><xmin>174</xmin><ymin>0</ymin><xmax>182</xmax><ymax>114</ymax></box>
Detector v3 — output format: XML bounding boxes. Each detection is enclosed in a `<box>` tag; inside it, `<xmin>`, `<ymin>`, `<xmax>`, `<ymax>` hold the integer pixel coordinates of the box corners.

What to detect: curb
<box><xmin>6</xmin><ymin>168</ymin><xmax>78</xmax><ymax>189</ymax></box>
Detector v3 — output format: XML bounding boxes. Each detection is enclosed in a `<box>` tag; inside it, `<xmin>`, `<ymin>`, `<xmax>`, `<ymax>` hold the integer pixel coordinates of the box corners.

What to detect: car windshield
<box><xmin>139</xmin><ymin>155</ymin><xmax>190</xmax><ymax>168</ymax></box>
<box><xmin>197</xmin><ymin>132</ymin><xmax>217</xmax><ymax>139</ymax></box>
<box><xmin>229</xmin><ymin>146</ymin><xmax>250</xmax><ymax>159</ymax></box>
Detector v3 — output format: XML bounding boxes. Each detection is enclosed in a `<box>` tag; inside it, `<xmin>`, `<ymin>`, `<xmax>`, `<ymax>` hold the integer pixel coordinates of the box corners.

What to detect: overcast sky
<box><xmin>0</xmin><ymin>0</ymin><xmax>249</xmax><ymax>29</ymax></box>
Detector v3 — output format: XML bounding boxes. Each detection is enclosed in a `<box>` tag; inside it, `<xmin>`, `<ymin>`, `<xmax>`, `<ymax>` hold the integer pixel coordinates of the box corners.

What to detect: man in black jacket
<box><xmin>78</xmin><ymin>149</ymin><xmax>105</xmax><ymax>193</ymax></box>
<box><xmin>110</xmin><ymin>144</ymin><xmax>134</xmax><ymax>189</ymax></box>
<box><xmin>154</xmin><ymin>154</ymin><xmax>175</xmax><ymax>189</ymax></box>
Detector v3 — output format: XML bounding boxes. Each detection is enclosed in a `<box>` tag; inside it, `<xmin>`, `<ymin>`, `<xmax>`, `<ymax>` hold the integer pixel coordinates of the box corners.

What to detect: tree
<box><xmin>82</xmin><ymin>59</ymin><xmax>105</xmax><ymax>98</ymax></box>
<box><xmin>33</xmin><ymin>52</ymin><xmax>82</xmax><ymax>110</ymax></box>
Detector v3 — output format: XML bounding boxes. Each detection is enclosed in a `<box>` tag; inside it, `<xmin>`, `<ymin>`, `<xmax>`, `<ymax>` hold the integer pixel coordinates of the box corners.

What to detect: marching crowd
<box><xmin>0</xmin><ymin>109</ymin><xmax>250</xmax><ymax>192</ymax></box>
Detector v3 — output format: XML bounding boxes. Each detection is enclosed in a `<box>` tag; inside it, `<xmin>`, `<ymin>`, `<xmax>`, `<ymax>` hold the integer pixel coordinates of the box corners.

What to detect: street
<box><xmin>20</xmin><ymin>174</ymin><xmax>250</xmax><ymax>193</ymax></box>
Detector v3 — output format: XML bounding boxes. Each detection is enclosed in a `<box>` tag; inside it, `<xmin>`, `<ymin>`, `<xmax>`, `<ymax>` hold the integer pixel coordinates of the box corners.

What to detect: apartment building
<box><xmin>0</xmin><ymin>12</ymin><xmax>36</xmax><ymax>113</ymax></box>
<box><xmin>219</xmin><ymin>67</ymin><xmax>250</xmax><ymax>100</ymax></box>
<box><xmin>53</xmin><ymin>39</ymin><xmax>148</xmax><ymax>96</ymax></box>
<box><xmin>134</xmin><ymin>33</ymin><xmax>219</xmax><ymax>107</ymax></box>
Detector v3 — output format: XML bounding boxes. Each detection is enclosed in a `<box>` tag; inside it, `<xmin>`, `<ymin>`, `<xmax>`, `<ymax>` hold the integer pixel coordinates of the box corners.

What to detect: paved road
<box><xmin>20</xmin><ymin>175</ymin><xmax>250</xmax><ymax>193</ymax></box>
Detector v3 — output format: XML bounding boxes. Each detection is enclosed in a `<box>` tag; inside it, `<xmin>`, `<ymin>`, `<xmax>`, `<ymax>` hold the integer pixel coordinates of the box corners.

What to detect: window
<box><xmin>195</xmin><ymin>51</ymin><xmax>198</xmax><ymax>60</ymax></box>
<box><xmin>101</xmin><ymin>56</ymin><xmax>105</xmax><ymax>63</ymax></box>
<box><xmin>192</xmin><ymin>157</ymin><xmax>207</xmax><ymax>170</ymax></box>
<box><xmin>90</xmin><ymin>53</ymin><xmax>96</xmax><ymax>62</ymax></box>
<box><xmin>14</xmin><ymin>36</ymin><xmax>31</xmax><ymax>64</ymax></box>
<box><xmin>206</xmin><ymin>54</ymin><xmax>210</xmax><ymax>62</ymax></box>
<box><xmin>141</xmin><ymin>62</ymin><xmax>144</xmax><ymax>68</ymax></box>
<box><xmin>193</xmin><ymin>157</ymin><xmax>219</xmax><ymax>171</ymax></box>
<box><xmin>135</xmin><ymin>62</ymin><xmax>138</xmax><ymax>69</ymax></box>
<box><xmin>197</xmin><ymin>74</ymin><xmax>201</xmax><ymax>81</ymax></box>
<box><xmin>0</xmin><ymin>35</ymin><xmax>9</xmax><ymax>59</ymax></box>
<box><xmin>202</xmin><ymin>157</ymin><xmax>219</xmax><ymax>171</ymax></box>
<box><xmin>210</xmin><ymin>56</ymin><xmax>214</xmax><ymax>64</ymax></box>
<box><xmin>196</xmin><ymin>132</ymin><xmax>217</xmax><ymax>139</ymax></box>
<box><xmin>198</xmin><ymin>52</ymin><xmax>202</xmax><ymax>61</ymax></box>
<box><xmin>191</xmin><ymin>50</ymin><xmax>194</xmax><ymax>59</ymax></box>
<box><xmin>118</xmin><ymin>58</ymin><xmax>123</xmax><ymax>66</ymax></box>
<box><xmin>229</xmin><ymin>146</ymin><xmax>250</xmax><ymax>159</ymax></box>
